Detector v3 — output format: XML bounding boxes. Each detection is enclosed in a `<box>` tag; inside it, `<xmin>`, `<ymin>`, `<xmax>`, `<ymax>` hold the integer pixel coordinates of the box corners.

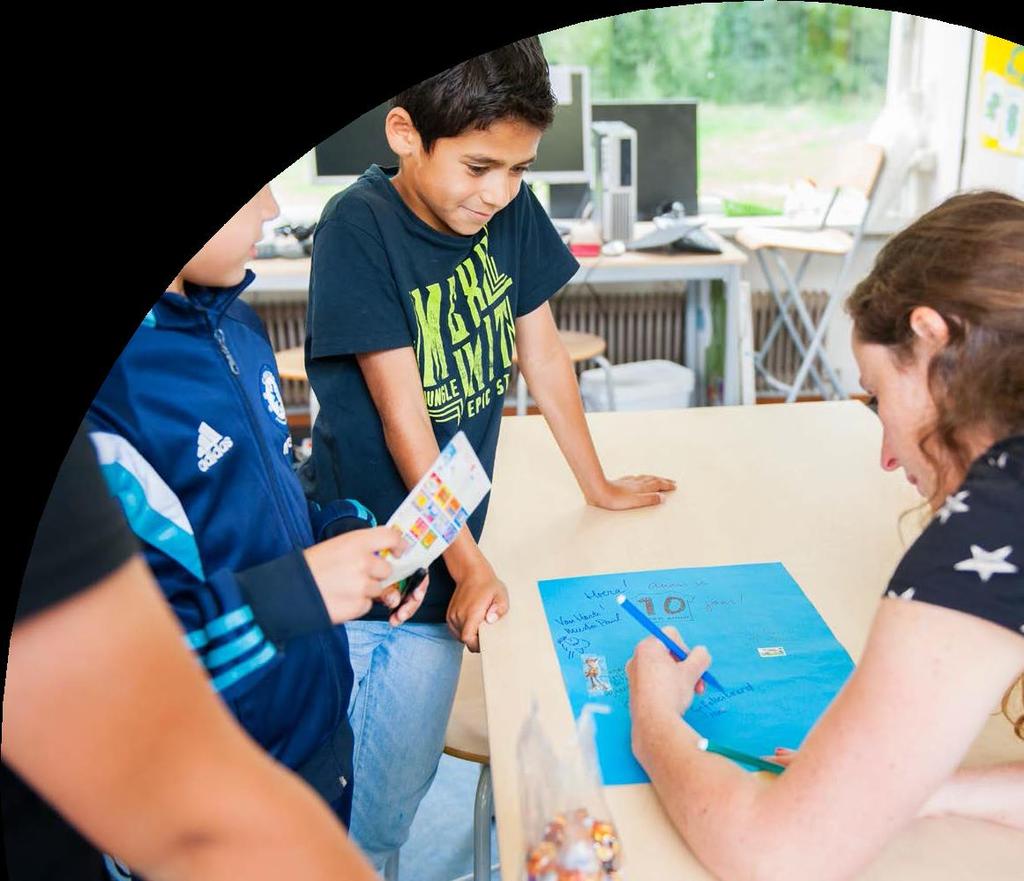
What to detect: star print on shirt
<box><xmin>886</xmin><ymin>587</ymin><xmax>916</xmax><ymax>600</ymax></box>
<box><xmin>953</xmin><ymin>545</ymin><xmax>1019</xmax><ymax>582</ymax></box>
<box><xmin>987</xmin><ymin>451</ymin><xmax>1009</xmax><ymax>469</ymax></box>
<box><xmin>937</xmin><ymin>490</ymin><xmax>970</xmax><ymax>524</ymax></box>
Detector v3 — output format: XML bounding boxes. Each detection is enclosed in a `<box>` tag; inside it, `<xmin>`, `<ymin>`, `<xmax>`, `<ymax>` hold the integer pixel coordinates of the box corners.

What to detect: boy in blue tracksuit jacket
<box><xmin>87</xmin><ymin>187</ymin><xmax>428</xmax><ymax>857</ymax></box>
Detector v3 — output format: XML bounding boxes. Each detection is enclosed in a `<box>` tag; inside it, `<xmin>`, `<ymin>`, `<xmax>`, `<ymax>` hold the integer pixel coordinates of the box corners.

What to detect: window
<box><xmin>267</xmin><ymin>3</ymin><xmax>893</xmax><ymax>223</ymax></box>
<box><xmin>540</xmin><ymin>3</ymin><xmax>891</xmax><ymax>214</ymax></box>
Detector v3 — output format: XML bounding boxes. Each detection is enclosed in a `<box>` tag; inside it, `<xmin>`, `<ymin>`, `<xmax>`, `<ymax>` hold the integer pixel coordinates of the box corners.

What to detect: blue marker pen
<box><xmin>617</xmin><ymin>593</ymin><xmax>726</xmax><ymax>694</ymax></box>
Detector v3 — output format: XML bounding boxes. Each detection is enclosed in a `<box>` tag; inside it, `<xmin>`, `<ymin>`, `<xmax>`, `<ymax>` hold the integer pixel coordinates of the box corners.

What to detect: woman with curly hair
<box><xmin>627</xmin><ymin>190</ymin><xmax>1024</xmax><ymax>881</ymax></box>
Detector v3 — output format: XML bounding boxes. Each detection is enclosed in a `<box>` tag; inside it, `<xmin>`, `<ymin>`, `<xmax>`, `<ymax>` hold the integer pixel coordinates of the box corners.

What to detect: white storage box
<box><xmin>580</xmin><ymin>359</ymin><xmax>695</xmax><ymax>411</ymax></box>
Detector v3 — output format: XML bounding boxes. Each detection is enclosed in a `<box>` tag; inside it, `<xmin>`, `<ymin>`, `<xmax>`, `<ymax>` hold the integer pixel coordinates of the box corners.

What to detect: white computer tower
<box><xmin>591</xmin><ymin>121</ymin><xmax>638</xmax><ymax>243</ymax></box>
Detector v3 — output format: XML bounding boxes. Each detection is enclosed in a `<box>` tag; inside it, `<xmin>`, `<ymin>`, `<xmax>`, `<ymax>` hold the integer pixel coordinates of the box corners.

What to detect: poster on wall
<box><xmin>979</xmin><ymin>35</ymin><xmax>1024</xmax><ymax>156</ymax></box>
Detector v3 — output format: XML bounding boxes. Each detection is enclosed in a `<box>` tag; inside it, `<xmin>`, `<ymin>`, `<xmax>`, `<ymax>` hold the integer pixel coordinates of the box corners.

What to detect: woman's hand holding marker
<box><xmin>626</xmin><ymin>626</ymin><xmax>710</xmax><ymax>730</ymax></box>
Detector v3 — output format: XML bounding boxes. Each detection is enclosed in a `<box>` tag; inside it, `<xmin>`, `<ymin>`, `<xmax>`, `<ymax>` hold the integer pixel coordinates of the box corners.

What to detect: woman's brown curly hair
<box><xmin>846</xmin><ymin>190</ymin><xmax>1024</xmax><ymax>738</ymax></box>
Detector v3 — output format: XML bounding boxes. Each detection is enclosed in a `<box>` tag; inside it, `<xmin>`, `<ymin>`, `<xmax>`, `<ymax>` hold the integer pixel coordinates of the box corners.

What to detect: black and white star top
<box><xmin>884</xmin><ymin>435</ymin><xmax>1023</xmax><ymax>638</ymax></box>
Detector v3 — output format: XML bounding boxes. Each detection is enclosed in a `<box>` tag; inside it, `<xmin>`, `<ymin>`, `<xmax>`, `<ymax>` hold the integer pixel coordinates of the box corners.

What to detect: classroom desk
<box><xmin>477</xmin><ymin>403</ymin><xmax>1024</xmax><ymax>881</ymax></box>
<box><xmin>247</xmin><ymin>230</ymin><xmax>748</xmax><ymax>405</ymax></box>
<box><xmin>571</xmin><ymin>231</ymin><xmax>747</xmax><ymax>405</ymax></box>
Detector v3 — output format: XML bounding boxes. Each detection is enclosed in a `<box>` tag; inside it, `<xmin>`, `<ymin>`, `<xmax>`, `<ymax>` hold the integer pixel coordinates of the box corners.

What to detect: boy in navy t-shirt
<box><xmin>301</xmin><ymin>37</ymin><xmax>676</xmax><ymax>868</ymax></box>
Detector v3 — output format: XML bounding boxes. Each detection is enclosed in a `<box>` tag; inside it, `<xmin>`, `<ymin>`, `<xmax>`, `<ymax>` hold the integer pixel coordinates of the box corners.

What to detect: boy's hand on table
<box><xmin>303</xmin><ymin>526</ymin><xmax>408</xmax><ymax>622</ymax></box>
<box><xmin>446</xmin><ymin>563</ymin><xmax>510</xmax><ymax>652</ymax></box>
<box><xmin>586</xmin><ymin>475</ymin><xmax>677</xmax><ymax>510</ymax></box>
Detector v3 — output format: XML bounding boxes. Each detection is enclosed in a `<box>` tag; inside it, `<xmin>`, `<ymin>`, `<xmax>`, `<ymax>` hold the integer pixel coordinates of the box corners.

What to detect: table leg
<box><xmin>473</xmin><ymin>764</ymin><xmax>494</xmax><ymax>881</ymax></box>
<box><xmin>738</xmin><ymin>280</ymin><xmax>757</xmax><ymax>406</ymax></box>
<box><xmin>684</xmin><ymin>280</ymin><xmax>697</xmax><ymax>378</ymax></box>
<box><xmin>516</xmin><ymin>373</ymin><xmax>528</xmax><ymax>416</ymax></box>
<box><xmin>724</xmin><ymin>265</ymin><xmax>741</xmax><ymax>406</ymax></box>
<box><xmin>698</xmin><ymin>280</ymin><xmax>712</xmax><ymax>406</ymax></box>
<box><xmin>593</xmin><ymin>355</ymin><xmax>617</xmax><ymax>412</ymax></box>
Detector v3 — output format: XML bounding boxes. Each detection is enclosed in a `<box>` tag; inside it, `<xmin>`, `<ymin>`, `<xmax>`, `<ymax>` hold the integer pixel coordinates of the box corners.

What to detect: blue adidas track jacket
<box><xmin>88</xmin><ymin>270</ymin><xmax>367</xmax><ymax>822</ymax></box>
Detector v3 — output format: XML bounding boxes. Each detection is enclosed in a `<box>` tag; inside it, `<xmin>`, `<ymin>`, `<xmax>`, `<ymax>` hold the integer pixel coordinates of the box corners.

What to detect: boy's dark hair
<box><xmin>392</xmin><ymin>38</ymin><xmax>556</xmax><ymax>152</ymax></box>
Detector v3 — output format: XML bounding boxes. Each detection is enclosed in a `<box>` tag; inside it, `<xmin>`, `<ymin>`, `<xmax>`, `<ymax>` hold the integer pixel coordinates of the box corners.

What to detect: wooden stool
<box><xmin>515</xmin><ymin>330</ymin><xmax>615</xmax><ymax>415</ymax></box>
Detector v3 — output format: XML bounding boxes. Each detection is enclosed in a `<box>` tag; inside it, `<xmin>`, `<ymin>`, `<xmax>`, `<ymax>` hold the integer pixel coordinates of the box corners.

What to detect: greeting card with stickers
<box><xmin>381</xmin><ymin>431</ymin><xmax>491</xmax><ymax>585</ymax></box>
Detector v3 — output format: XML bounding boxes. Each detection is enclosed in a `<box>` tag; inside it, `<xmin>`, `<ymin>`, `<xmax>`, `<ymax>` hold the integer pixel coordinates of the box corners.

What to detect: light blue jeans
<box><xmin>345</xmin><ymin>620</ymin><xmax>464</xmax><ymax>871</ymax></box>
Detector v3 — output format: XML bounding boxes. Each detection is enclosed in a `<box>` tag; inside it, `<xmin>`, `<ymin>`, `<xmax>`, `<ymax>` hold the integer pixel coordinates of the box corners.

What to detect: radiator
<box><xmin>547</xmin><ymin>287</ymin><xmax>830</xmax><ymax>395</ymax></box>
<box><xmin>549</xmin><ymin>288</ymin><xmax>688</xmax><ymax>366</ymax></box>
<box><xmin>250</xmin><ymin>289</ymin><xmax>830</xmax><ymax>406</ymax></box>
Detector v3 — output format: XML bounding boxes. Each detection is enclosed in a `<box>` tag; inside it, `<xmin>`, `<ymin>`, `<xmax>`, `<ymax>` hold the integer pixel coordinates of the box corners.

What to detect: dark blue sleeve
<box><xmin>308</xmin><ymin>216</ymin><xmax>414</xmax><ymax>359</ymax></box>
<box><xmin>239</xmin><ymin>497</ymin><xmax>381</xmax><ymax>641</ymax></box>
<box><xmin>884</xmin><ymin>437</ymin><xmax>1024</xmax><ymax>638</ymax></box>
<box><xmin>514</xmin><ymin>184</ymin><xmax>580</xmax><ymax>318</ymax></box>
<box><xmin>308</xmin><ymin>496</ymin><xmax>378</xmax><ymax>540</ymax></box>
<box><xmin>230</xmin><ymin>551</ymin><xmax>331</xmax><ymax>645</ymax></box>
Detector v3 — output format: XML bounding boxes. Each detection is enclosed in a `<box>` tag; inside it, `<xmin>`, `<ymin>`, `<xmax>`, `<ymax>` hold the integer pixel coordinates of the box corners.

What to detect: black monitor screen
<box><xmin>591</xmin><ymin>100</ymin><xmax>698</xmax><ymax>218</ymax></box>
<box><xmin>314</xmin><ymin>102</ymin><xmax>395</xmax><ymax>180</ymax></box>
<box><xmin>528</xmin><ymin>70</ymin><xmax>588</xmax><ymax>178</ymax></box>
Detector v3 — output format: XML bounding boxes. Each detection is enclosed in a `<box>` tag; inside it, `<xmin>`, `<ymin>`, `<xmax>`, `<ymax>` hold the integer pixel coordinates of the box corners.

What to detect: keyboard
<box><xmin>628</xmin><ymin>222</ymin><xmax>722</xmax><ymax>255</ymax></box>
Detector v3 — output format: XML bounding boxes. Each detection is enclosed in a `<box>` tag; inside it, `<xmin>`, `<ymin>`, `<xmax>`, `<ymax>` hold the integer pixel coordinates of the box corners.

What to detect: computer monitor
<box><xmin>524</xmin><ymin>65</ymin><xmax>592</xmax><ymax>185</ymax></box>
<box><xmin>313</xmin><ymin>102</ymin><xmax>395</xmax><ymax>186</ymax></box>
<box><xmin>591</xmin><ymin>100</ymin><xmax>699</xmax><ymax>218</ymax></box>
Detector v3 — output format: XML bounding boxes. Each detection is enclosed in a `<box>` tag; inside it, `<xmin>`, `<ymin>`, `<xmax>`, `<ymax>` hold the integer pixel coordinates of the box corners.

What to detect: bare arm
<box><xmin>920</xmin><ymin>763</ymin><xmax>1024</xmax><ymax>829</ymax></box>
<box><xmin>628</xmin><ymin>599</ymin><xmax>1024</xmax><ymax>881</ymax></box>
<box><xmin>356</xmin><ymin>347</ymin><xmax>508</xmax><ymax>650</ymax></box>
<box><xmin>769</xmin><ymin>747</ymin><xmax>1024</xmax><ymax>829</ymax></box>
<box><xmin>514</xmin><ymin>303</ymin><xmax>676</xmax><ymax>509</ymax></box>
<box><xmin>2</xmin><ymin>555</ymin><xmax>378</xmax><ymax>881</ymax></box>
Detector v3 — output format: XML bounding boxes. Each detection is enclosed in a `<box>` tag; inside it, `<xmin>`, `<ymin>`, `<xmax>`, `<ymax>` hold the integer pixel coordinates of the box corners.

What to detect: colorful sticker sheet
<box><xmin>381</xmin><ymin>431</ymin><xmax>491</xmax><ymax>584</ymax></box>
<box><xmin>538</xmin><ymin>563</ymin><xmax>855</xmax><ymax>785</ymax></box>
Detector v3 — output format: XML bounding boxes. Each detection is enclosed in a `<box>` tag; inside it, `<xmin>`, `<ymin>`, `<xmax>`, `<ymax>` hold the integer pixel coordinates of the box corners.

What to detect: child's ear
<box><xmin>385</xmin><ymin>107</ymin><xmax>420</xmax><ymax>158</ymax></box>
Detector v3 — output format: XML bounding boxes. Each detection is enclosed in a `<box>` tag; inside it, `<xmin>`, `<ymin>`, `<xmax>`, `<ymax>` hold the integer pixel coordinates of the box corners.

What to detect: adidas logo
<box><xmin>197</xmin><ymin>421</ymin><xmax>234</xmax><ymax>473</ymax></box>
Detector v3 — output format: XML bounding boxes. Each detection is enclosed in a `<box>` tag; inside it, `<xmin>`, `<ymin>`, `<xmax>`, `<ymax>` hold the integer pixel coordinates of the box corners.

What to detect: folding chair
<box><xmin>735</xmin><ymin>142</ymin><xmax>885</xmax><ymax>402</ymax></box>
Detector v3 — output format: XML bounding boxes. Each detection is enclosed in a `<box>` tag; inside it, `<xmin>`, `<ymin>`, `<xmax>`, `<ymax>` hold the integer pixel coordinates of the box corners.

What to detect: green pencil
<box><xmin>697</xmin><ymin>737</ymin><xmax>785</xmax><ymax>775</ymax></box>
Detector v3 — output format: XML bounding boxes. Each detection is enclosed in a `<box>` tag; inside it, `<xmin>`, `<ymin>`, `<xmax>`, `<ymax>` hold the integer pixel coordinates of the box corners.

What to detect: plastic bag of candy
<box><xmin>517</xmin><ymin>701</ymin><xmax>623</xmax><ymax>880</ymax></box>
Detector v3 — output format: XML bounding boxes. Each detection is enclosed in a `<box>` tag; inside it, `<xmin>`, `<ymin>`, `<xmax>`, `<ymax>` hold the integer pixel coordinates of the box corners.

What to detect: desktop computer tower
<box><xmin>591</xmin><ymin>121</ymin><xmax>637</xmax><ymax>243</ymax></box>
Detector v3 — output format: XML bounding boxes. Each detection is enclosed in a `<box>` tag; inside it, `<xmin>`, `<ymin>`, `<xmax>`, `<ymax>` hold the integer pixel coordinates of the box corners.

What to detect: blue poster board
<box><xmin>538</xmin><ymin>563</ymin><xmax>854</xmax><ymax>785</ymax></box>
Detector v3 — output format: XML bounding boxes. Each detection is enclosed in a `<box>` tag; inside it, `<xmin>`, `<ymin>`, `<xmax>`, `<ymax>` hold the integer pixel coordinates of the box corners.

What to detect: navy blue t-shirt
<box><xmin>301</xmin><ymin>164</ymin><xmax>579</xmax><ymax>623</ymax></box>
<box><xmin>884</xmin><ymin>435</ymin><xmax>1023</xmax><ymax>637</ymax></box>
